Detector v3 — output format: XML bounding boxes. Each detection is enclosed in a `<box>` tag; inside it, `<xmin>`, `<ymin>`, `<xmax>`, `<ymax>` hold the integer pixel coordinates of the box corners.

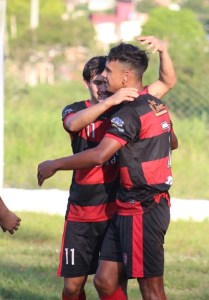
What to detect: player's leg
<box><xmin>137</xmin><ymin>276</ymin><xmax>168</xmax><ymax>300</ymax></box>
<box><xmin>58</xmin><ymin>220</ymin><xmax>110</xmax><ymax>299</ymax></box>
<box><xmin>94</xmin><ymin>216</ymin><xmax>128</xmax><ymax>299</ymax></box>
<box><xmin>94</xmin><ymin>260</ymin><xmax>127</xmax><ymax>299</ymax></box>
<box><xmin>135</xmin><ymin>197</ymin><xmax>170</xmax><ymax>299</ymax></box>
<box><xmin>62</xmin><ymin>276</ymin><xmax>87</xmax><ymax>300</ymax></box>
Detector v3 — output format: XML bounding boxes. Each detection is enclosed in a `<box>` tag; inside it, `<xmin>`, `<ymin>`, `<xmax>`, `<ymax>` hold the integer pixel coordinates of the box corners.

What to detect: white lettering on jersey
<box><xmin>87</xmin><ymin>123</ymin><xmax>95</xmax><ymax>138</ymax></box>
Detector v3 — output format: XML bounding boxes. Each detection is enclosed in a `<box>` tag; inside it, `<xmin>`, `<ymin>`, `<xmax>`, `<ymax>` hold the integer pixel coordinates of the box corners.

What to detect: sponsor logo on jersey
<box><xmin>111</xmin><ymin>117</ymin><xmax>125</xmax><ymax>132</ymax></box>
<box><xmin>161</xmin><ymin>121</ymin><xmax>170</xmax><ymax>131</ymax></box>
<box><xmin>148</xmin><ymin>99</ymin><xmax>167</xmax><ymax>116</ymax></box>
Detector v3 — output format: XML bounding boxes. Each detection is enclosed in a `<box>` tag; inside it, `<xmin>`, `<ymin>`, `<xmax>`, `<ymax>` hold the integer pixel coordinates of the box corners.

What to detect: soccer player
<box><xmin>38</xmin><ymin>37</ymin><xmax>176</xmax><ymax>300</ymax></box>
<box><xmin>0</xmin><ymin>196</ymin><xmax>21</xmax><ymax>234</ymax></box>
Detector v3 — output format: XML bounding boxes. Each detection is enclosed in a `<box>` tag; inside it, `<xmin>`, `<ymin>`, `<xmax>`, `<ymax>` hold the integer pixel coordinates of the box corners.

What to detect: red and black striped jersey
<box><xmin>62</xmin><ymin>100</ymin><xmax>120</xmax><ymax>222</ymax></box>
<box><xmin>105</xmin><ymin>94</ymin><xmax>172</xmax><ymax>215</ymax></box>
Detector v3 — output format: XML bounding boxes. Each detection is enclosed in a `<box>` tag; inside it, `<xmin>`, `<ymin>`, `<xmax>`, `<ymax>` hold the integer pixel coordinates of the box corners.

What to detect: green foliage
<box><xmin>7</xmin><ymin>0</ymin><xmax>96</xmax><ymax>58</ymax></box>
<box><xmin>4</xmin><ymin>78</ymin><xmax>88</xmax><ymax>190</ymax></box>
<box><xmin>142</xmin><ymin>7</ymin><xmax>207</xmax><ymax>73</ymax></box>
<box><xmin>34</xmin><ymin>16</ymin><xmax>96</xmax><ymax>48</ymax></box>
<box><xmin>181</xmin><ymin>0</ymin><xmax>209</xmax><ymax>13</ymax></box>
<box><xmin>6</xmin><ymin>0</ymin><xmax>30</xmax><ymax>39</ymax></box>
<box><xmin>141</xmin><ymin>7</ymin><xmax>209</xmax><ymax>118</ymax></box>
<box><xmin>1</xmin><ymin>213</ymin><xmax>209</xmax><ymax>299</ymax></box>
<box><xmin>39</xmin><ymin>0</ymin><xmax>65</xmax><ymax>16</ymax></box>
<box><xmin>136</xmin><ymin>0</ymin><xmax>158</xmax><ymax>13</ymax></box>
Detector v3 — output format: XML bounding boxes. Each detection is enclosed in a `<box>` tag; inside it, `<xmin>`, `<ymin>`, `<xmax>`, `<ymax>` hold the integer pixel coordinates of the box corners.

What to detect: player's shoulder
<box><xmin>62</xmin><ymin>100</ymin><xmax>88</xmax><ymax>119</ymax></box>
<box><xmin>138</xmin><ymin>93</ymin><xmax>161</xmax><ymax>102</ymax></box>
<box><xmin>132</xmin><ymin>93</ymin><xmax>163</xmax><ymax>107</ymax></box>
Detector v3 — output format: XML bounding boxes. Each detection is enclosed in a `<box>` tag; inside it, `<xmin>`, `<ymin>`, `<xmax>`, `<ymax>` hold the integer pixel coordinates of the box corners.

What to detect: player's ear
<box><xmin>123</xmin><ymin>71</ymin><xmax>131</xmax><ymax>84</ymax></box>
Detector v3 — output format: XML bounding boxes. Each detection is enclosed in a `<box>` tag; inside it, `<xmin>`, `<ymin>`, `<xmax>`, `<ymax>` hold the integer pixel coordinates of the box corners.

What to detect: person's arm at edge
<box><xmin>0</xmin><ymin>196</ymin><xmax>21</xmax><ymax>234</ymax></box>
<box><xmin>65</xmin><ymin>88</ymin><xmax>138</xmax><ymax>132</ymax></box>
<box><xmin>37</xmin><ymin>137</ymin><xmax>122</xmax><ymax>186</ymax></box>
<box><xmin>137</xmin><ymin>36</ymin><xmax>176</xmax><ymax>99</ymax></box>
<box><xmin>171</xmin><ymin>125</ymin><xmax>178</xmax><ymax>150</ymax></box>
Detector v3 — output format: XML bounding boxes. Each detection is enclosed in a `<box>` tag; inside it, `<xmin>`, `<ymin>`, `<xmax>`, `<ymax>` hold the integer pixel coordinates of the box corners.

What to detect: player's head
<box><xmin>102</xmin><ymin>43</ymin><xmax>149</xmax><ymax>93</ymax></box>
<box><xmin>82</xmin><ymin>56</ymin><xmax>111</xmax><ymax>103</ymax></box>
<box><xmin>83</xmin><ymin>56</ymin><xmax>107</xmax><ymax>83</ymax></box>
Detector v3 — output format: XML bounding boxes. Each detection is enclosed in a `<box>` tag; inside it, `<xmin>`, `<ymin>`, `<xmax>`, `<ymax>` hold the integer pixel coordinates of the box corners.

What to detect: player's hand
<box><xmin>106</xmin><ymin>88</ymin><xmax>138</xmax><ymax>106</ymax></box>
<box><xmin>1</xmin><ymin>226</ymin><xmax>6</xmax><ymax>232</ymax></box>
<box><xmin>37</xmin><ymin>160</ymin><xmax>57</xmax><ymax>186</ymax></box>
<box><xmin>0</xmin><ymin>211</ymin><xmax>21</xmax><ymax>234</ymax></box>
<box><xmin>137</xmin><ymin>36</ymin><xmax>167</xmax><ymax>53</ymax></box>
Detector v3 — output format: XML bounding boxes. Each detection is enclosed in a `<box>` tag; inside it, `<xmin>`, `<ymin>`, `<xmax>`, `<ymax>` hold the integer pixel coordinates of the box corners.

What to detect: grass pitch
<box><xmin>0</xmin><ymin>212</ymin><xmax>209</xmax><ymax>300</ymax></box>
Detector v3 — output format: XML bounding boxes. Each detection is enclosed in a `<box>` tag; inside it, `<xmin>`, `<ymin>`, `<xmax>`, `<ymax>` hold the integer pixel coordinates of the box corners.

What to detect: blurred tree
<box><xmin>181</xmin><ymin>0</ymin><xmax>209</xmax><ymax>13</ymax></box>
<box><xmin>36</xmin><ymin>16</ymin><xmax>96</xmax><ymax>49</ymax></box>
<box><xmin>142</xmin><ymin>7</ymin><xmax>207</xmax><ymax>77</ymax></box>
<box><xmin>6</xmin><ymin>0</ymin><xmax>96</xmax><ymax>60</ymax></box>
<box><xmin>140</xmin><ymin>7</ymin><xmax>209</xmax><ymax>117</ymax></box>
<box><xmin>136</xmin><ymin>0</ymin><xmax>159</xmax><ymax>12</ymax></box>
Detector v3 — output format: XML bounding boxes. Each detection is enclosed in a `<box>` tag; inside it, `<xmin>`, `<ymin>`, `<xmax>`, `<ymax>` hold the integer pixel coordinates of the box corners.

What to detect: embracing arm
<box><xmin>37</xmin><ymin>137</ymin><xmax>122</xmax><ymax>186</ymax></box>
<box><xmin>65</xmin><ymin>88</ymin><xmax>138</xmax><ymax>132</ymax></box>
<box><xmin>137</xmin><ymin>36</ymin><xmax>176</xmax><ymax>98</ymax></box>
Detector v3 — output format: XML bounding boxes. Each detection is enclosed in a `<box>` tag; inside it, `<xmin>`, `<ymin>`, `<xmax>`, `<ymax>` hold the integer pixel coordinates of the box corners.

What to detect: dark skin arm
<box><xmin>171</xmin><ymin>130</ymin><xmax>178</xmax><ymax>150</ymax></box>
<box><xmin>0</xmin><ymin>197</ymin><xmax>21</xmax><ymax>234</ymax></box>
<box><xmin>37</xmin><ymin>137</ymin><xmax>122</xmax><ymax>186</ymax></box>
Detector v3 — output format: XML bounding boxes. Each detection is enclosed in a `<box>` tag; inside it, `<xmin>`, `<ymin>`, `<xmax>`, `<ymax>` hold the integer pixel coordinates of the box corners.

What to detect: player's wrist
<box><xmin>103</xmin><ymin>96</ymin><xmax>115</xmax><ymax>108</ymax></box>
<box><xmin>0</xmin><ymin>206</ymin><xmax>10</xmax><ymax>222</ymax></box>
<box><xmin>51</xmin><ymin>159</ymin><xmax>62</xmax><ymax>172</ymax></box>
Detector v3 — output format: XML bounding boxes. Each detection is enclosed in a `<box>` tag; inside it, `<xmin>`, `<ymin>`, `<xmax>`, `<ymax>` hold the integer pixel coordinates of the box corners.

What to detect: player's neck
<box><xmin>125</xmin><ymin>80</ymin><xmax>143</xmax><ymax>92</ymax></box>
<box><xmin>89</xmin><ymin>98</ymin><xmax>98</xmax><ymax>106</ymax></box>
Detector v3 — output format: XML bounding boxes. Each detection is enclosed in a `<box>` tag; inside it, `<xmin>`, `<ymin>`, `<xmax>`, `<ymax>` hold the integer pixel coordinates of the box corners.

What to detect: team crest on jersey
<box><xmin>148</xmin><ymin>99</ymin><xmax>167</xmax><ymax>116</ymax></box>
<box><xmin>111</xmin><ymin>117</ymin><xmax>125</xmax><ymax>132</ymax></box>
<box><xmin>62</xmin><ymin>107</ymin><xmax>74</xmax><ymax>118</ymax></box>
<box><xmin>161</xmin><ymin>121</ymin><xmax>170</xmax><ymax>131</ymax></box>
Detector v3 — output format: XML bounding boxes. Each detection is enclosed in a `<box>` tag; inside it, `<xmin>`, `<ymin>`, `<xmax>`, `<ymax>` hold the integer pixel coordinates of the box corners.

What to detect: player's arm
<box><xmin>65</xmin><ymin>88</ymin><xmax>138</xmax><ymax>132</ymax></box>
<box><xmin>170</xmin><ymin>121</ymin><xmax>178</xmax><ymax>150</ymax></box>
<box><xmin>37</xmin><ymin>137</ymin><xmax>122</xmax><ymax>186</ymax></box>
<box><xmin>0</xmin><ymin>197</ymin><xmax>21</xmax><ymax>234</ymax></box>
<box><xmin>137</xmin><ymin>36</ymin><xmax>176</xmax><ymax>98</ymax></box>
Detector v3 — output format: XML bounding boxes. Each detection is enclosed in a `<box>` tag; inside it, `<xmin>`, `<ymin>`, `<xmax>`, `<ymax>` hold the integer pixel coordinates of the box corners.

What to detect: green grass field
<box><xmin>0</xmin><ymin>212</ymin><xmax>209</xmax><ymax>300</ymax></box>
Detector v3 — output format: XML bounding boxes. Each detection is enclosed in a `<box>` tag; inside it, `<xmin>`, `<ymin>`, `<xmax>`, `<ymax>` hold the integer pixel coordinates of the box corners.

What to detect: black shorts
<box><xmin>57</xmin><ymin>220</ymin><xmax>110</xmax><ymax>277</ymax></box>
<box><xmin>100</xmin><ymin>198</ymin><xmax>170</xmax><ymax>278</ymax></box>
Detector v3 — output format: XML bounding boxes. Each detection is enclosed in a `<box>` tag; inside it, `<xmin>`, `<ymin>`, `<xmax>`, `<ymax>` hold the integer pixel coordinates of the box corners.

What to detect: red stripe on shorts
<box><xmin>57</xmin><ymin>220</ymin><xmax>67</xmax><ymax>276</ymax></box>
<box><xmin>132</xmin><ymin>214</ymin><xmax>144</xmax><ymax>277</ymax></box>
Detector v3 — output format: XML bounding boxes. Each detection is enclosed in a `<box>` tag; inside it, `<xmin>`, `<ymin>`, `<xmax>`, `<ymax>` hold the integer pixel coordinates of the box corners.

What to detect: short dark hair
<box><xmin>83</xmin><ymin>56</ymin><xmax>107</xmax><ymax>83</ymax></box>
<box><xmin>107</xmin><ymin>43</ymin><xmax>149</xmax><ymax>79</ymax></box>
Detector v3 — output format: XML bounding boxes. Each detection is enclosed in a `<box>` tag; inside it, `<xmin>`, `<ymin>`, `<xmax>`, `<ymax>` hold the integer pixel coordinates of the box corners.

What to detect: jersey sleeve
<box><xmin>105</xmin><ymin>104</ymin><xmax>140</xmax><ymax>145</ymax></box>
<box><xmin>62</xmin><ymin>102</ymin><xmax>83</xmax><ymax>132</ymax></box>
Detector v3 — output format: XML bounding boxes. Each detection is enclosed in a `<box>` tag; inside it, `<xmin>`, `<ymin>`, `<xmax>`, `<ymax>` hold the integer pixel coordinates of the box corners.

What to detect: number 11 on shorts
<box><xmin>65</xmin><ymin>248</ymin><xmax>75</xmax><ymax>265</ymax></box>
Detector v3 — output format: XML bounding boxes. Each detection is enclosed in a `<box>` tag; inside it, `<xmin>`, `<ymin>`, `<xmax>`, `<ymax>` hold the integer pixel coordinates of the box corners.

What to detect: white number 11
<box><xmin>65</xmin><ymin>248</ymin><xmax>75</xmax><ymax>265</ymax></box>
